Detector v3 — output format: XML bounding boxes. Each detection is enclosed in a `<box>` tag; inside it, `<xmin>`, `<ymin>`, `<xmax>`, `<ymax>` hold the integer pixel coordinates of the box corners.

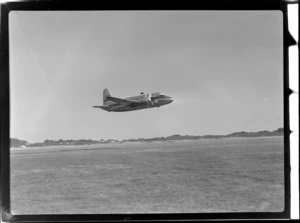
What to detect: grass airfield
<box><xmin>10</xmin><ymin>137</ymin><xmax>284</xmax><ymax>214</ymax></box>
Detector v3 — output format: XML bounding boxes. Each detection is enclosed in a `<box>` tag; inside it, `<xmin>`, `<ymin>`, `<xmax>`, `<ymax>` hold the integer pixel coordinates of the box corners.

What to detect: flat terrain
<box><xmin>10</xmin><ymin>137</ymin><xmax>284</xmax><ymax>214</ymax></box>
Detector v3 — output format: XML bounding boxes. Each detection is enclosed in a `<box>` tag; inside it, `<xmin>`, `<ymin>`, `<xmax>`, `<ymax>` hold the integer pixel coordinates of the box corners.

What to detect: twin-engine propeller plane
<box><xmin>93</xmin><ymin>89</ymin><xmax>173</xmax><ymax>112</ymax></box>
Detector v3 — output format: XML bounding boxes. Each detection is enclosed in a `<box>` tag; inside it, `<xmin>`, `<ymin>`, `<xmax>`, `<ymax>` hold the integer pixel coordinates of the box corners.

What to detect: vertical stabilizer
<box><xmin>103</xmin><ymin>89</ymin><xmax>111</xmax><ymax>106</ymax></box>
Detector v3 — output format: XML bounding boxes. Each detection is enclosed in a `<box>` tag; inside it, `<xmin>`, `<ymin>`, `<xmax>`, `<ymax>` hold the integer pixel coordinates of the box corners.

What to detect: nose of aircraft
<box><xmin>165</xmin><ymin>98</ymin><xmax>173</xmax><ymax>104</ymax></box>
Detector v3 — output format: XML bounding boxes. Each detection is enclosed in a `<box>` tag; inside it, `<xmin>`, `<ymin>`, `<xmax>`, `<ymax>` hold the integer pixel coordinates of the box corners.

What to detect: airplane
<box><xmin>93</xmin><ymin>89</ymin><xmax>173</xmax><ymax>112</ymax></box>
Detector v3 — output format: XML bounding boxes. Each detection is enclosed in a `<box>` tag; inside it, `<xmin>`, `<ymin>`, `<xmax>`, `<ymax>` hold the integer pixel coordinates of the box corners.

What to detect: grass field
<box><xmin>10</xmin><ymin>137</ymin><xmax>284</xmax><ymax>214</ymax></box>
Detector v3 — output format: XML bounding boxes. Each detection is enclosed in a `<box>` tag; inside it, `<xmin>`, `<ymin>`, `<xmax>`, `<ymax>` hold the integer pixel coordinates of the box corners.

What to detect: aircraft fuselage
<box><xmin>93</xmin><ymin>90</ymin><xmax>173</xmax><ymax>112</ymax></box>
<box><xmin>102</xmin><ymin>94</ymin><xmax>172</xmax><ymax>112</ymax></box>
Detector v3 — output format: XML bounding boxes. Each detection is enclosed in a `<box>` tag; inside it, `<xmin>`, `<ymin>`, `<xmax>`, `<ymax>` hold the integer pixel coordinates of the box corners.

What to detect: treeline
<box><xmin>226</xmin><ymin>128</ymin><xmax>284</xmax><ymax>138</ymax></box>
<box><xmin>10</xmin><ymin>138</ymin><xmax>28</xmax><ymax>148</ymax></box>
<box><xmin>120</xmin><ymin>128</ymin><xmax>284</xmax><ymax>142</ymax></box>
<box><xmin>10</xmin><ymin>128</ymin><xmax>284</xmax><ymax>148</ymax></box>
<box><xmin>28</xmin><ymin>139</ymin><xmax>118</xmax><ymax>147</ymax></box>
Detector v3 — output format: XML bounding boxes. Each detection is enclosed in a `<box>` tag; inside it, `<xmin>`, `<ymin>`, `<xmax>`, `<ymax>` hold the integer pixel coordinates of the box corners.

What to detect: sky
<box><xmin>9</xmin><ymin>11</ymin><xmax>283</xmax><ymax>143</ymax></box>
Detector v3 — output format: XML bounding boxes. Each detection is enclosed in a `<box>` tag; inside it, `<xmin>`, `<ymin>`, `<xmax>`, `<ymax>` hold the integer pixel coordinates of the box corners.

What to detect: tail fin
<box><xmin>103</xmin><ymin>89</ymin><xmax>111</xmax><ymax>106</ymax></box>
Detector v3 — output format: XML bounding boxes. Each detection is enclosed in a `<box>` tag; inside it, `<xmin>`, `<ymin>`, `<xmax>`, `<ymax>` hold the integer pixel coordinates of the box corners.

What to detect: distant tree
<box><xmin>10</xmin><ymin>138</ymin><xmax>28</xmax><ymax>148</ymax></box>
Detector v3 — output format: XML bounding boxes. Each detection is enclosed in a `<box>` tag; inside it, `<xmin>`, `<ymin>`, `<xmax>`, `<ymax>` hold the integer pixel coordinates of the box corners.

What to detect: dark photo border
<box><xmin>1</xmin><ymin>0</ymin><xmax>296</xmax><ymax>222</ymax></box>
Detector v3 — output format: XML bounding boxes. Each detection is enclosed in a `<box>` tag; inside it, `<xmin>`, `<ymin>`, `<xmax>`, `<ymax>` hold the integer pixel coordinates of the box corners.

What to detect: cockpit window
<box><xmin>151</xmin><ymin>93</ymin><xmax>170</xmax><ymax>100</ymax></box>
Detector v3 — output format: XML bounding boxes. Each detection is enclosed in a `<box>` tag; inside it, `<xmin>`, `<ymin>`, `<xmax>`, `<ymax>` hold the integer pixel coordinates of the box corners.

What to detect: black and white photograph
<box><xmin>4</xmin><ymin>6</ymin><xmax>290</xmax><ymax>220</ymax></box>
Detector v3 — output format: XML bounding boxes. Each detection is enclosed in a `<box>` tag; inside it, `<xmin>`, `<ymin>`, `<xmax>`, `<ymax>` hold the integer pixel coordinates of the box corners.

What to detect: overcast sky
<box><xmin>9</xmin><ymin>11</ymin><xmax>283</xmax><ymax>143</ymax></box>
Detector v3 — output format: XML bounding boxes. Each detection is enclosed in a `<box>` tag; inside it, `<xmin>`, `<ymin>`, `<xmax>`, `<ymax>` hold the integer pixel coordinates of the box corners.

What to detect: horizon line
<box><xmin>10</xmin><ymin>127</ymin><xmax>284</xmax><ymax>144</ymax></box>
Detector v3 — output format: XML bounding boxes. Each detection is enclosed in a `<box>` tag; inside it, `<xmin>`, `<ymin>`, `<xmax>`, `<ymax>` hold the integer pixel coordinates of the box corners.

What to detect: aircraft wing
<box><xmin>106</xmin><ymin>96</ymin><xmax>142</xmax><ymax>107</ymax></box>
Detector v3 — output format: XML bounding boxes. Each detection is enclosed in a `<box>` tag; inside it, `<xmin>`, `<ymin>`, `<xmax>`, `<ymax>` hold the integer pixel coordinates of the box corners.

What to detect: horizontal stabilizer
<box><xmin>93</xmin><ymin>106</ymin><xmax>106</xmax><ymax>108</ymax></box>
